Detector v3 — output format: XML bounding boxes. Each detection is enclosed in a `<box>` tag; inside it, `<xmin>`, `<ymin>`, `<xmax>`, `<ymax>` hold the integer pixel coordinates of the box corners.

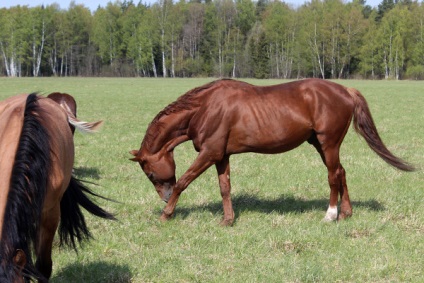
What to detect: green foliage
<box><xmin>0</xmin><ymin>77</ymin><xmax>423</xmax><ymax>282</ymax></box>
<box><xmin>249</xmin><ymin>27</ymin><xmax>269</xmax><ymax>79</ymax></box>
<box><xmin>2</xmin><ymin>0</ymin><xmax>424</xmax><ymax>79</ymax></box>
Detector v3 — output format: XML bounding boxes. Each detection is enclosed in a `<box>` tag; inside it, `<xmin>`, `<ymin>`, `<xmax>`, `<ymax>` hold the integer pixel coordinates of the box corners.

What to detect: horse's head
<box><xmin>130</xmin><ymin>147</ymin><xmax>176</xmax><ymax>202</ymax></box>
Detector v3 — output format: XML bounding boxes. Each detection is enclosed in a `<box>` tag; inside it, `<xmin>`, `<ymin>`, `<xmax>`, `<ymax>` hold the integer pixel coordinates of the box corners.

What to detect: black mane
<box><xmin>0</xmin><ymin>93</ymin><xmax>50</xmax><ymax>281</ymax></box>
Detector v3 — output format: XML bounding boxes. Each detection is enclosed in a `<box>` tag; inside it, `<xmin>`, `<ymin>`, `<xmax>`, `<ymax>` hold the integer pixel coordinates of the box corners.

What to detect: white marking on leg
<box><xmin>324</xmin><ymin>205</ymin><xmax>338</xmax><ymax>221</ymax></box>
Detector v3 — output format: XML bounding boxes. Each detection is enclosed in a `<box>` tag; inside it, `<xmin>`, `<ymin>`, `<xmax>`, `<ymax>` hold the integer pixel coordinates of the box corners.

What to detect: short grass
<box><xmin>0</xmin><ymin>77</ymin><xmax>423</xmax><ymax>282</ymax></box>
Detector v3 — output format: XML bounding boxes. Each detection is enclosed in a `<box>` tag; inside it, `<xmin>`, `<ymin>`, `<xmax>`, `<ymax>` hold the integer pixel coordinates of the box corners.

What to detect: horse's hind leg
<box><xmin>309</xmin><ymin>135</ymin><xmax>352</xmax><ymax>221</ymax></box>
<box><xmin>215</xmin><ymin>155</ymin><xmax>235</xmax><ymax>226</ymax></box>
<box><xmin>323</xmin><ymin>148</ymin><xmax>352</xmax><ymax>221</ymax></box>
<box><xmin>35</xmin><ymin>205</ymin><xmax>60</xmax><ymax>282</ymax></box>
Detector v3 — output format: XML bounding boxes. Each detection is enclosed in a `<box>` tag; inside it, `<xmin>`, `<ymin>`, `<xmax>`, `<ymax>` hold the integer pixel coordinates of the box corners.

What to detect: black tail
<box><xmin>59</xmin><ymin>177</ymin><xmax>116</xmax><ymax>250</ymax></box>
<box><xmin>2</xmin><ymin>93</ymin><xmax>50</xmax><ymax>282</ymax></box>
<box><xmin>347</xmin><ymin>87</ymin><xmax>415</xmax><ymax>172</ymax></box>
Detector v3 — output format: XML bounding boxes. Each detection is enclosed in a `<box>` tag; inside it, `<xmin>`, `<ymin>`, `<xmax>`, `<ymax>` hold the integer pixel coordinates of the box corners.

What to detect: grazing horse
<box><xmin>130</xmin><ymin>79</ymin><xmax>414</xmax><ymax>225</ymax></box>
<box><xmin>0</xmin><ymin>94</ymin><xmax>115</xmax><ymax>282</ymax></box>
<box><xmin>47</xmin><ymin>92</ymin><xmax>103</xmax><ymax>135</ymax></box>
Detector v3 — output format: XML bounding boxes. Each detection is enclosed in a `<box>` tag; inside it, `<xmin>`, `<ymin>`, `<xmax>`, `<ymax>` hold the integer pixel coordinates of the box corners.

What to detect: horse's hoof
<box><xmin>338</xmin><ymin>210</ymin><xmax>352</xmax><ymax>220</ymax></box>
<box><xmin>219</xmin><ymin>218</ymin><xmax>234</xmax><ymax>226</ymax></box>
<box><xmin>159</xmin><ymin>213</ymin><xmax>173</xmax><ymax>222</ymax></box>
<box><xmin>322</xmin><ymin>215</ymin><xmax>337</xmax><ymax>222</ymax></box>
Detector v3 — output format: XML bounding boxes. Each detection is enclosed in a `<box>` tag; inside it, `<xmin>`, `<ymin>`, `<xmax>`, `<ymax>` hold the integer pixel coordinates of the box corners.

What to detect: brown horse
<box><xmin>0</xmin><ymin>94</ymin><xmax>115</xmax><ymax>282</ymax></box>
<box><xmin>47</xmin><ymin>92</ymin><xmax>103</xmax><ymax>135</ymax></box>
<box><xmin>130</xmin><ymin>79</ymin><xmax>414</xmax><ymax>225</ymax></box>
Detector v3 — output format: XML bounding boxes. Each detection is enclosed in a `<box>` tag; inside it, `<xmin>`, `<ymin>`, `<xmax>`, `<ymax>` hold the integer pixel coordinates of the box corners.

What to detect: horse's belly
<box><xmin>227</xmin><ymin>125</ymin><xmax>312</xmax><ymax>154</ymax></box>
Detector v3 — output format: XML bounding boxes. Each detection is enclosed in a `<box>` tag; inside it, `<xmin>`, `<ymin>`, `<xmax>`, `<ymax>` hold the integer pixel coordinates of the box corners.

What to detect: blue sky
<box><xmin>1</xmin><ymin>0</ymin><xmax>382</xmax><ymax>12</ymax></box>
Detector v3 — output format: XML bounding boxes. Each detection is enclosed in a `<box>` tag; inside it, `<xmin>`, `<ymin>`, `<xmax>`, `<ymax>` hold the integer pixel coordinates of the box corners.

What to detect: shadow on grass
<box><xmin>51</xmin><ymin>261</ymin><xmax>132</xmax><ymax>283</ymax></box>
<box><xmin>173</xmin><ymin>193</ymin><xmax>385</xmax><ymax>221</ymax></box>
<box><xmin>73</xmin><ymin>166</ymin><xmax>101</xmax><ymax>180</ymax></box>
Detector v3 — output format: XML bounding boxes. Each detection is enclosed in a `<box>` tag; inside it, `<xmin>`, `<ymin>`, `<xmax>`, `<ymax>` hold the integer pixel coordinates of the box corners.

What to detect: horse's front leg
<box><xmin>35</xmin><ymin>205</ymin><xmax>60</xmax><ymax>282</ymax></box>
<box><xmin>215</xmin><ymin>155</ymin><xmax>234</xmax><ymax>226</ymax></box>
<box><xmin>161</xmin><ymin>151</ymin><xmax>215</xmax><ymax>221</ymax></box>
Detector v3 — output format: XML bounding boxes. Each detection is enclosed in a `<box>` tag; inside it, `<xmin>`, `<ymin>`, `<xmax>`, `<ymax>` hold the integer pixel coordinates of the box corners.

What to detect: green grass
<box><xmin>0</xmin><ymin>78</ymin><xmax>423</xmax><ymax>282</ymax></box>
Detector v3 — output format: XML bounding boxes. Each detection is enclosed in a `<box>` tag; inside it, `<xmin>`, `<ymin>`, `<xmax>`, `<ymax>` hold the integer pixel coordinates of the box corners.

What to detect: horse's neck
<box><xmin>144</xmin><ymin>110</ymin><xmax>194</xmax><ymax>154</ymax></box>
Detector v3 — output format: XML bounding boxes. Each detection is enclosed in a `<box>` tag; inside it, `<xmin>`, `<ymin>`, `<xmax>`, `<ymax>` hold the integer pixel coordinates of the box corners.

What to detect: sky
<box><xmin>1</xmin><ymin>0</ymin><xmax>382</xmax><ymax>12</ymax></box>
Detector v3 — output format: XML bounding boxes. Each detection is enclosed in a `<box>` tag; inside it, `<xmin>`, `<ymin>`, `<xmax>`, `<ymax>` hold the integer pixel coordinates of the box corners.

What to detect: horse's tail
<box><xmin>62</xmin><ymin>103</ymin><xmax>103</xmax><ymax>133</ymax></box>
<box><xmin>346</xmin><ymin>87</ymin><xmax>415</xmax><ymax>172</ymax></box>
<box><xmin>4</xmin><ymin>93</ymin><xmax>50</xmax><ymax>281</ymax></box>
<box><xmin>59</xmin><ymin>177</ymin><xmax>116</xmax><ymax>250</ymax></box>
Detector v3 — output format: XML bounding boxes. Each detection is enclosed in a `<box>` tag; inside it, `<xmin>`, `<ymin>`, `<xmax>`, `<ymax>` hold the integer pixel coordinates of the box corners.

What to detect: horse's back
<box><xmin>189</xmin><ymin>79</ymin><xmax>355</xmax><ymax>154</ymax></box>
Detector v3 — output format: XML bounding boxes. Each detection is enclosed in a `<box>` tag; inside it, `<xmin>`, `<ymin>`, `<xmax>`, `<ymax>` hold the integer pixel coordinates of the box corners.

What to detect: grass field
<box><xmin>0</xmin><ymin>77</ymin><xmax>423</xmax><ymax>282</ymax></box>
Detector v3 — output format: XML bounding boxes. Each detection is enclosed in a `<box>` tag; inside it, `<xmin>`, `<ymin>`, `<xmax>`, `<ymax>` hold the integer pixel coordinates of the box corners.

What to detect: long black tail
<box><xmin>346</xmin><ymin>87</ymin><xmax>415</xmax><ymax>172</ymax></box>
<box><xmin>3</xmin><ymin>93</ymin><xmax>50</xmax><ymax>282</ymax></box>
<box><xmin>59</xmin><ymin>177</ymin><xmax>116</xmax><ymax>250</ymax></box>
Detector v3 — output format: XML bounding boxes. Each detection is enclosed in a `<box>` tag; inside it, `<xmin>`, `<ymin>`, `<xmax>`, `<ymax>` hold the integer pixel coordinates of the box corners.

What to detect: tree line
<box><xmin>1</xmin><ymin>0</ymin><xmax>423</xmax><ymax>79</ymax></box>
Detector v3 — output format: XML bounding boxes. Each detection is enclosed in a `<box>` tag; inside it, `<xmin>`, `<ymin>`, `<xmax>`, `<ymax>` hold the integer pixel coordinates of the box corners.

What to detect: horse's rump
<box><xmin>0</xmin><ymin>93</ymin><xmax>114</xmax><ymax>282</ymax></box>
<box><xmin>0</xmin><ymin>94</ymin><xmax>54</xmax><ymax>281</ymax></box>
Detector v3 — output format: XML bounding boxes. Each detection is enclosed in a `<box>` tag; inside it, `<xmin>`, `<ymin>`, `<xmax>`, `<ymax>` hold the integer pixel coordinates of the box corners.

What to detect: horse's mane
<box><xmin>0</xmin><ymin>94</ymin><xmax>50</xmax><ymax>281</ymax></box>
<box><xmin>142</xmin><ymin>80</ymin><xmax>224</xmax><ymax>149</ymax></box>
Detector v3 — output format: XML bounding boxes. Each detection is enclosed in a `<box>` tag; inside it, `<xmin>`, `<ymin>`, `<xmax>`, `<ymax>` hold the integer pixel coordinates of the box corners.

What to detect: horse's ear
<box><xmin>129</xmin><ymin>150</ymin><xmax>144</xmax><ymax>163</ymax></box>
<box><xmin>13</xmin><ymin>250</ymin><xmax>27</xmax><ymax>271</ymax></box>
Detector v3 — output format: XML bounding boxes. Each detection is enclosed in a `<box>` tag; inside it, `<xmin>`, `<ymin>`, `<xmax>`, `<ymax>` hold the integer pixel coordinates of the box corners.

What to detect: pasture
<box><xmin>1</xmin><ymin>77</ymin><xmax>423</xmax><ymax>282</ymax></box>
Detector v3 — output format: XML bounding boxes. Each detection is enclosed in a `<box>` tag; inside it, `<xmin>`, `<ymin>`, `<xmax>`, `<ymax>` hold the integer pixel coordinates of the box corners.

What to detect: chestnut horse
<box><xmin>47</xmin><ymin>92</ymin><xmax>103</xmax><ymax>135</ymax></box>
<box><xmin>0</xmin><ymin>94</ymin><xmax>115</xmax><ymax>282</ymax></box>
<box><xmin>130</xmin><ymin>79</ymin><xmax>414</xmax><ymax>225</ymax></box>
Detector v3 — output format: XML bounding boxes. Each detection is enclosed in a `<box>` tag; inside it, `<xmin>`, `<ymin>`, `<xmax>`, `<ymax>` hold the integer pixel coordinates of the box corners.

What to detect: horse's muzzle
<box><xmin>161</xmin><ymin>183</ymin><xmax>173</xmax><ymax>203</ymax></box>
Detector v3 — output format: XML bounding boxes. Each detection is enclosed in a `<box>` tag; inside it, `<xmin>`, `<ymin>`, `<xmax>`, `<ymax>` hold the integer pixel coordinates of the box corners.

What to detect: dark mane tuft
<box><xmin>0</xmin><ymin>93</ymin><xmax>50</xmax><ymax>281</ymax></box>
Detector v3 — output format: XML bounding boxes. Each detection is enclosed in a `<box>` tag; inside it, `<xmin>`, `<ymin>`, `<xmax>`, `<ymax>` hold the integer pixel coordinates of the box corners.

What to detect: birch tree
<box><xmin>93</xmin><ymin>3</ymin><xmax>123</xmax><ymax>75</ymax></box>
<box><xmin>0</xmin><ymin>7</ymin><xmax>29</xmax><ymax>77</ymax></box>
<box><xmin>29</xmin><ymin>6</ymin><xmax>50</xmax><ymax>76</ymax></box>
<box><xmin>406</xmin><ymin>3</ymin><xmax>424</xmax><ymax>79</ymax></box>
<box><xmin>378</xmin><ymin>6</ymin><xmax>410</xmax><ymax>79</ymax></box>
<box><xmin>263</xmin><ymin>1</ymin><xmax>297</xmax><ymax>78</ymax></box>
<box><xmin>182</xmin><ymin>3</ymin><xmax>205</xmax><ymax>76</ymax></box>
<box><xmin>152</xmin><ymin>0</ymin><xmax>173</xmax><ymax>77</ymax></box>
<box><xmin>299</xmin><ymin>0</ymin><xmax>326</xmax><ymax>78</ymax></box>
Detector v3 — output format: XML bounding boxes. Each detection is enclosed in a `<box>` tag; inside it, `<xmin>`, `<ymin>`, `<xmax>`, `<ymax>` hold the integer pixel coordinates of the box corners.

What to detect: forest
<box><xmin>1</xmin><ymin>0</ymin><xmax>423</xmax><ymax>79</ymax></box>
